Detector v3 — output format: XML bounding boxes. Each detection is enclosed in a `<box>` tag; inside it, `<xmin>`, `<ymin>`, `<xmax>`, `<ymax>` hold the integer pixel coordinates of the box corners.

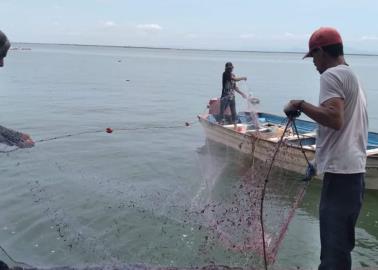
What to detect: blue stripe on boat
<box><xmin>236</xmin><ymin>111</ymin><xmax>378</xmax><ymax>151</ymax></box>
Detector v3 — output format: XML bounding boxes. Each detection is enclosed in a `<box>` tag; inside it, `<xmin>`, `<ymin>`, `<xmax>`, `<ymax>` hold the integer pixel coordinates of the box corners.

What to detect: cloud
<box><xmin>240</xmin><ymin>33</ymin><xmax>256</xmax><ymax>39</ymax></box>
<box><xmin>52</xmin><ymin>4</ymin><xmax>63</xmax><ymax>10</ymax></box>
<box><xmin>361</xmin><ymin>35</ymin><xmax>378</xmax><ymax>41</ymax></box>
<box><xmin>284</xmin><ymin>32</ymin><xmax>295</xmax><ymax>38</ymax></box>
<box><xmin>101</xmin><ymin>21</ymin><xmax>117</xmax><ymax>28</ymax></box>
<box><xmin>185</xmin><ymin>33</ymin><xmax>198</xmax><ymax>39</ymax></box>
<box><xmin>239</xmin><ymin>32</ymin><xmax>307</xmax><ymax>41</ymax></box>
<box><xmin>271</xmin><ymin>32</ymin><xmax>308</xmax><ymax>40</ymax></box>
<box><xmin>136</xmin><ymin>24</ymin><xmax>163</xmax><ymax>33</ymax></box>
<box><xmin>66</xmin><ymin>31</ymin><xmax>81</xmax><ymax>36</ymax></box>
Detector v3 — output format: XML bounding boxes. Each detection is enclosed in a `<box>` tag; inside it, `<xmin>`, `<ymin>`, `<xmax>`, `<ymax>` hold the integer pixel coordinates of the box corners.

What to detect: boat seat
<box><xmin>265</xmin><ymin>132</ymin><xmax>316</xmax><ymax>143</ymax></box>
<box><xmin>367</xmin><ymin>148</ymin><xmax>378</xmax><ymax>156</ymax></box>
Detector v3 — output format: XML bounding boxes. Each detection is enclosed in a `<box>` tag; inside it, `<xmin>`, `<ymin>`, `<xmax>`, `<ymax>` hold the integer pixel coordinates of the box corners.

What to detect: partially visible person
<box><xmin>219</xmin><ymin>62</ymin><xmax>247</xmax><ymax>127</ymax></box>
<box><xmin>284</xmin><ymin>27</ymin><xmax>367</xmax><ymax>270</ymax></box>
<box><xmin>0</xmin><ymin>30</ymin><xmax>10</xmax><ymax>67</ymax></box>
<box><xmin>0</xmin><ymin>260</ymin><xmax>9</xmax><ymax>270</ymax></box>
<box><xmin>0</xmin><ymin>30</ymin><xmax>34</xmax><ymax>148</ymax></box>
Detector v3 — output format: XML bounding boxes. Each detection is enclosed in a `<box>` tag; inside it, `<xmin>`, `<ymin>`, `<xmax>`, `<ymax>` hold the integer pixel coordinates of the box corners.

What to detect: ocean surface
<box><xmin>1</xmin><ymin>44</ymin><xmax>378</xmax><ymax>269</ymax></box>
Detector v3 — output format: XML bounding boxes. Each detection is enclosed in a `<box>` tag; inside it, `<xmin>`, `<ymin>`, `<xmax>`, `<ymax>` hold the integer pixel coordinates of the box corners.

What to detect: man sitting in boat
<box><xmin>219</xmin><ymin>62</ymin><xmax>247</xmax><ymax>128</ymax></box>
<box><xmin>0</xmin><ymin>30</ymin><xmax>34</xmax><ymax>149</ymax></box>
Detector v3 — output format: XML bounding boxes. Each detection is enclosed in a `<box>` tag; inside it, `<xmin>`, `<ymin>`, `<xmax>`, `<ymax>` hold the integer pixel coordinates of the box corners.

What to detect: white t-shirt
<box><xmin>315</xmin><ymin>64</ymin><xmax>368</xmax><ymax>174</ymax></box>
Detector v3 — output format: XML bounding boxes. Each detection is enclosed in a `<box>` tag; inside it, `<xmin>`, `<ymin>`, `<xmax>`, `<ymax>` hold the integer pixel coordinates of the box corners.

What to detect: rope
<box><xmin>259</xmin><ymin>118</ymin><xmax>313</xmax><ymax>270</ymax></box>
<box><xmin>0</xmin><ymin>148</ymin><xmax>19</xmax><ymax>154</ymax></box>
<box><xmin>259</xmin><ymin>119</ymin><xmax>292</xmax><ymax>270</ymax></box>
<box><xmin>0</xmin><ymin>121</ymin><xmax>196</xmax><ymax>154</ymax></box>
<box><xmin>292</xmin><ymin>120</ymin><xmax>312</xmax><ymax>165</ymax></box>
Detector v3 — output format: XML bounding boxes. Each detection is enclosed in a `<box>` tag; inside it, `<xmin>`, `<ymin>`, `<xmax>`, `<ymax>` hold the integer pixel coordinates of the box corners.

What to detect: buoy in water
<box><xmin>106</xmin><ymin>128</ymin><xmax>113</xmax><ymax>133</ymax></box>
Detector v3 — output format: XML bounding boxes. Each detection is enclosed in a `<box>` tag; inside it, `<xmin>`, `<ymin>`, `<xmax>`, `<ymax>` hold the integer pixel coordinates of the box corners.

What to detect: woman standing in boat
<box><xmin>219</xmin><ymin>62</ymin><xmax>247</xmax><ymax>127</ymax></box>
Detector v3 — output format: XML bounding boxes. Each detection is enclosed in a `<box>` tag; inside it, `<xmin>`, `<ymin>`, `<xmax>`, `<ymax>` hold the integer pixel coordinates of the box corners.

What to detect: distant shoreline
<box><xmin>11</xmin><ymin>41</ymin><xmax>378</xmax><ymax>57</ymax></box>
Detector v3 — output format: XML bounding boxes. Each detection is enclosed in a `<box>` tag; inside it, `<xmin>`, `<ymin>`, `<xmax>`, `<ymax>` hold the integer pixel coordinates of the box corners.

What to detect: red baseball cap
<box><xmin>303</xmin><ymin>27</ymin><xmax>343</xmax><ymax>58</ymax></box>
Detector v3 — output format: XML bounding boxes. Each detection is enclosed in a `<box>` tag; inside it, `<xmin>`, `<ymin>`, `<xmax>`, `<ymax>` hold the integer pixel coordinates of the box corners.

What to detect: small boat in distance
<box><xmin>198</xmin><ymin>98</ymin><xmax>378</xmax><ymax>190</ymax></box>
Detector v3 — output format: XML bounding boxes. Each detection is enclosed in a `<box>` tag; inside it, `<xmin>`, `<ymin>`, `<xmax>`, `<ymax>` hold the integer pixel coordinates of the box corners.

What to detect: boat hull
<box><xmin>198</xmin><ymin>115</ymin><xmax>378</xmax><ymax>190</ymax></box>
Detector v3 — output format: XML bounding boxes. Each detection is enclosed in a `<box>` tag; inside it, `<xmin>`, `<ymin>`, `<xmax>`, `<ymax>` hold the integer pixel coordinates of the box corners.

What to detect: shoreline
<box><xmin>11</xmin><ymin>42</ymin><xmax>378</xmax><ymax>57</ymax></box>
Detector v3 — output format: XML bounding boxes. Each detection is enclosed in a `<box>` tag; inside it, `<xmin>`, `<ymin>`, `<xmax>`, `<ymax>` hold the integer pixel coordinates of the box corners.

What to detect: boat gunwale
<box><xmin>198</xmin><ymin>112</ymin><xmax>378</xmax><ymax>156</ymax></box>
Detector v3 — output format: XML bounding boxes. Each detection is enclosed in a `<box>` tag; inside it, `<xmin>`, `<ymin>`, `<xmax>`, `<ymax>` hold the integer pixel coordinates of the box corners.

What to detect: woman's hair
<box><xmin>225</xmin><ymin>62</ymin><xmax>233</xmax><ymax>72</ymax></box>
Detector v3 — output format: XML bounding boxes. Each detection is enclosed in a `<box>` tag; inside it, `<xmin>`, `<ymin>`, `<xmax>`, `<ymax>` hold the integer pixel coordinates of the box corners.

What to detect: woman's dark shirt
<box><xmin>221</xmin><ymin>71</ymin><xmax>235</xmax><ymax>98</ymax></box>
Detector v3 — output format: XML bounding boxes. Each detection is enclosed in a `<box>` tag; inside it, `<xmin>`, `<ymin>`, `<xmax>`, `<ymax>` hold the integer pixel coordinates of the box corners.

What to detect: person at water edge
<box><xmin>0</xmin><ymin>30</ymin><xmax>34</xmax><ymax>148</ymax></box>
<box><xmin>284</xmin><ymin>27</ymin><xmax>367</xmax><ymax>270</ymax></box>
<box><xmin>219</xmin><ymin>62</ymin><xmax>247</xmax><ymax>127</ymax></box>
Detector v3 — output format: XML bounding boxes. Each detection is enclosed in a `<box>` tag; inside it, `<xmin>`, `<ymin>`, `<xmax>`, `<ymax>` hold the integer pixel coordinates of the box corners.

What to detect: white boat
<box><xmin>198</xmin><ymin>99</ymin><xmax>378</xmax><ymax>190</ymax></box>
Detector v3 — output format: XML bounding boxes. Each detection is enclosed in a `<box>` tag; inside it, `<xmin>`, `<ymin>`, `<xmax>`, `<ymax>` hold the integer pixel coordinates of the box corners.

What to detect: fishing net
<box><xmin>1</xmin><ymin>111</ymin><xmax>309</xmax><ymax>270</ymax></box>
<box><xmin>191</xmin><ymin>131</ymin><xmax>309</xmax><ymax>267</ymax></box>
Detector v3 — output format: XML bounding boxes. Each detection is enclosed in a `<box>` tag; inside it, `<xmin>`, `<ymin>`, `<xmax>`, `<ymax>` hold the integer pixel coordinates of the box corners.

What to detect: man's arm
<box><xmin>286</xmin><ymin>98</ymin><xmax>344</xmax><ymax>130</ymax></box>
<box><xmin>0</xmin><ymin>125</ymin><xmax>34</xmax><ymax>147</ymax></box>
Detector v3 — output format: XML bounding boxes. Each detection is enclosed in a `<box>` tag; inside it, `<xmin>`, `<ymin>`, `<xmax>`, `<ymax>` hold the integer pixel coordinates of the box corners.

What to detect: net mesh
<box><xmin>191</xmin><ymin>136</ymin><xmax>308</xmax><ymax>267</ymax></box>
<box><xmin>1</xmin><ymin>118</ymin><xmax>309</xmax><ymax>269</ymax></box>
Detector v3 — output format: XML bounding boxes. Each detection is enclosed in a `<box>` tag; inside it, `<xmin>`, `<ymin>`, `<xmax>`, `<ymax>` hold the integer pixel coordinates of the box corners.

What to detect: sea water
<box><xmin>1</xmin><ymin>44</ymin><xmax>378</xmax><ymax>269</ymax></box>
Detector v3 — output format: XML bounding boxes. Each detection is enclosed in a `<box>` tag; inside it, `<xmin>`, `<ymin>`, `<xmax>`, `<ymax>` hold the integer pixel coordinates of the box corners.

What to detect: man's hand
<box><xmin>284</xmin><ymin>100</ymin><xmax>304</xmax><ymax>119</ymax></box>
<box><xmin>303</xmin><ymin>162</ymin><xmax>316</xmax><ymax>182</ymax></box>
<box><xmin>17</xmin><ymin>133</ymin><xmax>35</xmax><ymax>148</ymax></box>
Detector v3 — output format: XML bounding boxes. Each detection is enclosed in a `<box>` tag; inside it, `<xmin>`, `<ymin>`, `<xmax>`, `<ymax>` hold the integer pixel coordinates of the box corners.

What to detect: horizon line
<box><xmin>11</xmin><ymin>41</ymin><xmax>378</xmax><ymax>57</ymax></box>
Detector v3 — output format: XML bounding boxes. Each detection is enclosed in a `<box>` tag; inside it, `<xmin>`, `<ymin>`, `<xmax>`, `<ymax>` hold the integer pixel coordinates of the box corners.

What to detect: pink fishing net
<box><xmin>192</xmin><ymin>138</ymin><xmax>308</xmax><ymax>267</ymax></box>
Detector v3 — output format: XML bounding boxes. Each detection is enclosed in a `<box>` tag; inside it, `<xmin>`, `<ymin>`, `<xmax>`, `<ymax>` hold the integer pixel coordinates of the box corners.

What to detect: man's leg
<box><xmin>229</xmin><ymin>98</ymin><xmax>237</xmax><ymax>128</ymax></box>
<box><xmin>219</xmin><ymin>98</ymin><xmax>228</xmax><ymax>124</ymax></box>
<box><xmin>318</xmin><ymin>173</ymin><xmax>364</xmax><ymax>270</ymax></box>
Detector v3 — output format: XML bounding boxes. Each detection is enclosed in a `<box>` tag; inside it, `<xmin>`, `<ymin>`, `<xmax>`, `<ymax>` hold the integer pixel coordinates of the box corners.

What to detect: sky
<box><xmin>1</xmin><ymin>0</ymin><xmax>378</xmax><ymax>54</ymax></box>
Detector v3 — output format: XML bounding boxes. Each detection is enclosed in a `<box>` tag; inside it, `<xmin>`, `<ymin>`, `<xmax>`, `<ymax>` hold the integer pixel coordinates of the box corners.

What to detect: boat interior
<box><xmin>206</xmin><ymin>111</ymin><xmax>378</xmax><ymax>154</ymax></box>
<box><xmin>207</xmin><ymin>111</ymin><xmax>318</xmax><ymax>150</ymax></box>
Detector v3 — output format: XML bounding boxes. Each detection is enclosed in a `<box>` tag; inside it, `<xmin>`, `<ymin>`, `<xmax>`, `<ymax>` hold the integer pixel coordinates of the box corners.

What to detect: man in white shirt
<box><xmin>284</xmin><ymin>27</ymin><xmax>368</xmax><ymax>270</ymax></box>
